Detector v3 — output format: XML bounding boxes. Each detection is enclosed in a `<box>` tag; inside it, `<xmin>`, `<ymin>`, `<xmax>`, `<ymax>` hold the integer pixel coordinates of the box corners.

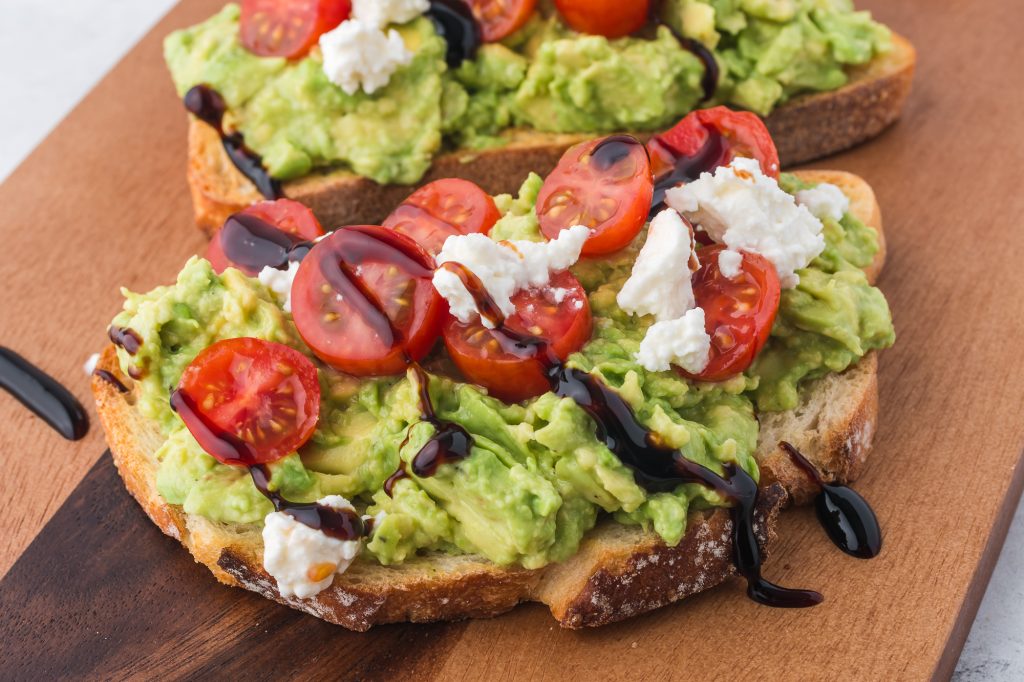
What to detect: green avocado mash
<box><xmin>111</xmin><ymin>173</ymin><xmax>893</xmax><ymax>569</ymax></box>
<box><xmin>164</xmin><ymin>1</ymin><xmax>890</xmax><ymax>184</ymax></box>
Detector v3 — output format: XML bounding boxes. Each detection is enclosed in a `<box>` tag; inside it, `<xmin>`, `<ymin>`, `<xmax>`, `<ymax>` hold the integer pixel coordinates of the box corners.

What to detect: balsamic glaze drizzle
<box><xmin>0</xmin><ymin>346</ymin><xmax>89</xmax><ymax>441</ymax></box>
<box><xmin>217</xmin><ymin>212</ymin><xmax>312</xmax><ymax>276</ymax></box>
<box><xmin>183</xmin><ymin>85</ymin><xmax>282</xmax><ymax>200</ymax></box>
<box><xmin>649</xmin><ymin>128</ymin><xmax>726</xmax><ymax>216</ymax></box>
<box><xmin>426</xmin><ymin>0</ymin><xmax>482</xmax><ymax>67</ymax></box>
<box><xmin>780</xmin><ymin>442</ymin><xmax>882</xmax><ymax>559</ymax></box>
<box><xmin>107</xmin><ymin>326</ymin><xmax>142</xmax><ymax>355</ymax></box>
<box><xmin>93</xmin><ymin>369</ymin><xmax>129</xmax><ymax>394</ymax></box>
<box><xmin>648</xmin><ymin>1</ymin><xmax>720</xmax><ymax>103</ymax></box>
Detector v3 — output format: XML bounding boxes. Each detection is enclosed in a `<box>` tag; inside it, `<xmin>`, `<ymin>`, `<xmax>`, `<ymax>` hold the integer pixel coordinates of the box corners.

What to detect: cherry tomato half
<box><xmin>240</xmin><ymin>0</ymin><xmax>351</xmax><ymax>59</ymax></box>
<box><xmin>443</xmin><ymin>270</ymin><xmax>592</xmax><ymax>403</ymax></box>
<box><xmin>291</xmin><ymin>225</ymin><xmax>444</xmax><ymax>376</ymax></box>
<box><xmin>678</xmin><ymin>244</ymin><xmax>781</xmax><ymax>383</ymax></box>
<box><xmin>537</xmin><ymin>135</ymin><xmax>654</xmax><ymax>257</ymax></box>
<box><xmin>206</xmin><ymin>199</ymin><xmax>325</xmax><ymax>276</ymax></box>
<box><xmin>176</xmin><ymin>337</ymin><xmax>321</xmax><ymax>465</ymax></box>
<box><xmin>554</xmin><ymin>0</ymin><xmax>650</xmax><ymax>39</ymax></box>
<box><xmin>465</xmin><ymin>0</ymin><xmax>537</xmax><ymax>42</ymax></box>
<box><xmin>383</xmin><ymin>178</ymin><xmax>501</xmax><ymax>256</ymax></box>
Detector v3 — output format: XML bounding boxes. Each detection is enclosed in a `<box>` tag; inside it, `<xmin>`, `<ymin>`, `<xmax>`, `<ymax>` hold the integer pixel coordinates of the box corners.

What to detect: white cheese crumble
<box><xmin>665</xmin><ymin>157</ymin><xmax>825</xmax><ymax>288</ymax></box>
<box><xmin>617</xmin><ymin>209</ymin><xmax>699</xmax><ymax>321</ymax></box>
<box><xmin>257</xmin><ymin>261</ymin><xmax>301</xmax><ymax>313</ymax></box>
<box><xmin>353</xmin><ymin>0</ymin><xmax>428</xmax><ymax>28</ymax></box>
<box><xmin>262</xmin><ymin>495</ymin><xmax>362</xmax><ymax>599</ymax></box>
<box><xmin>636</xmin><ymin>308</ymin><xmax>712</xmax><ymax>374</ymax></box>
<box><xmin>432</xmin><ymin>226</ymin><xmax>591</xmax><ymax>328</ymax></box>
<box><xmin>717</xmin><ymin>249</ymin><xmax>743</xmax><ymax>278</ymax></box>
<box><xmin>319</xmin><ymin>19</ymin><xmax>412</xmax><ymax>95</ymax></box>
<box><xmin>83</xmin><ymin>353</ymin><xmax>100</xmax><ymax>376</ymax></box>
<box><xmin>795</xmin><ymin>182</ymin><xmax>850</xmax><ymax>222</ymax></box>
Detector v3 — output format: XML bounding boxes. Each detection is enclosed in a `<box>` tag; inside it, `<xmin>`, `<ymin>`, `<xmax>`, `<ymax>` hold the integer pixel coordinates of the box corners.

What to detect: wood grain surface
<box><xmin>1</xmin><ymin>0</ymin><xmax>1023</xmax><ymax>679</ymax></box>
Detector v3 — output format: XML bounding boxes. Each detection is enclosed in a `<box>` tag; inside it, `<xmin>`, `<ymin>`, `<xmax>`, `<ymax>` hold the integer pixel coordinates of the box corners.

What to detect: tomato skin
<box><xmin>240</xmin><ymin>0</ymin><xmax>351</xmax><ymax>59</ymax></box>
<box><xmin>678</xmin><ymin>244</ymin><xmax>781</xmax><ymax>383</ymax></box>
<box><xmin>537</xmin><ymin>135</ymin><xmax>654</xmax><ymax>257</ymax></box>
<box><xmin>651</xmin><ymin>106</ymin><xmax>780</xmax><ymax>181</ymax></box>
<box><xmin>466</xmin><ymin>0</ymin><xmax>537</xmax><ymax>42</ymax></box>
<box><xmin>443</xmin><ymin>271</ymin><xmax>592</xmax><ymax>403</ymax></box>
<box><xmin>291</xmin><ymin>225</ymin><xmax>444</xmax><ymax>376</ymax></box>
<box><xmin>176</xmin><ymin>337</ymin><xmax>321</xmax><ymax>466</ymax></box>
<box><xmin>383</xmin><ymin>178</ymin><xmax>500</xmax><ymax>255</ymax></box>
<box><xmin>554</xmin><ymin>0</ymin><xmax>650</xmax><ymax>39</ymax></box>
<box><xmin>206</xmin><ymin>199</ymin><xmax>325</xmax><ymax>276</ymax></box>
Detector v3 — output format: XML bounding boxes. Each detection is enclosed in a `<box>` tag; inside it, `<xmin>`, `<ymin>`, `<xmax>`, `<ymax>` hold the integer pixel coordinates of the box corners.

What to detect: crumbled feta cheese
<box><xmin>257</xmin><ymin>260</ymin><xmax>301</xmax><ymax>313</ymax></box>
<box><xmin>353</xmin><ymin>0</ymin><xmax>428</xmax><ymax>28</ymax></box>
<box><xmin>83</xmin><ymin>353</ymin><xmax>100</xmax><ymax>376</ymax></box>
<box><xmin>795</xmin><ymin>182</ymin><xmax>850</xmax><ymax>222</ymax></box>
<box><xmin>319</xmin><ymin>19</ymin><xmax>412</xmax><ymax>95</ymax></box>
<box><xmin>617</xmin><ymin>209</ymin><xmax>699</xmax><ymax>321</ymax></box>
<box><xmin>665</xmin><ymin>157</ymin><xmax>825</xmax><ymax>288</ymax></box>
<box><xmin>718</xmin><ymin>249</ymin><xmax>743</xmax><ymax>278</ymax></box>
<box><xmin>551</xmin><ymin>287</ymin><xmax>569</xmax><ymax>304</ymax></box>
<box><xmin>432</xmin><ymin>226</ymin><xmax>591</xmax><ymax>328</ymax></box>
<box><xmin>635</xmin><ymin>308</ymin><xmax>711</xmax><ymax>374</ymax></box>
<box><xmin>262</xmin><ymin>495</ymin><xmax>362</xmax><ymax>599</ymax></box>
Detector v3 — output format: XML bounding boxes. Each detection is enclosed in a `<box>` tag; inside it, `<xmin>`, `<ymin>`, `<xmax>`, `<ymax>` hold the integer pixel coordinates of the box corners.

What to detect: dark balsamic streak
<box><xmin>218</xmin><ymin>213</ymin><xmax>312</xmax><ymax>276</ymax></box>
<box><xmin>649</xmin><ymin>129</ymin><xmax>726</xmax><ymax>215</ymax></box>
<box><xmin>183</xmin><ymin>84</ymin><xmax>282</xmax><ymax>200</ymax></box>
<box><xmin>426</xmin><ymin>0</ymin><xmax>482</xmax><ymax>67</ymax></box>
<box><xmin>0</xmin><ymin>346</ymin><xmax>89</xmax><ymax>440</ymax></box>
<box><xmin>647</xmin><ymin>0</ymin><xmax>719</xmax><ymax>102</ymax></box>
<box><xmin>93</xmin><ymin>369</ymin><xmax>129</xmax><ymax>394</ymax></box>
<box><xmin>107</xmin><ymin>326</ymin><xmax>142</xmax><ymax>355</ymax></box>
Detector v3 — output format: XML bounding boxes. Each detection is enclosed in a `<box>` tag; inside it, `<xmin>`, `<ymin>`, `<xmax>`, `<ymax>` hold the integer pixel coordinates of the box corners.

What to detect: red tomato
<box><xmin>175</xmin><ymin>337</ymin><xmax>320</xmax><ymax>466</ymax></box>
<box><xmin>649</xmin><ymin>106</ymin><xmax>780</xmax><ymax>182</ymax></box>
<box><xmin>240</xmin><ymin>0</ymin><xmax>351</xmax><ymax>59</ymax></box>
<box><xmin>206</xmin><ymin>199</ymin><xmax>325</xmax><ymax>276</ymax></box>
<box><xmin>443</xmin><ymin>271</ymin><xmax>592</xmax><ymax>402</ymax></box>
<box><xmin>291</xmin><ymin>225</ymin><xmax>444</xmax><ymax>376</ymax></box>
<box><xmin>537</xmin><ymin>135</ymin><xmax>654</xmax><ymax>256</ymax></box>
<box><xmin>554</xmin><ymin>0</ymin><xmax>650</xmax><ymax>39</ymax></box>
<box><xmin>678</xmin><ymin>245</ymin><xmax>781</xmax><ymax>383</ymax></box>
<box><xmin>466</xmin><ymin>0</ymin><xmax>537</xmax><ymax>42</ymax></box>
<box><xmin>383</xmin><ymin>178</ymin><xmax>501</xmax><ymax>255</ymax></box>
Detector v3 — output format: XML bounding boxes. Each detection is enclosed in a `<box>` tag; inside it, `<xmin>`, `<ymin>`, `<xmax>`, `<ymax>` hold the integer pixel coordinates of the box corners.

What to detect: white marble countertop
<box><xmin>1</xmin><ymin>2</ymin><xmax>1020</xmax><ymax>678</ymax></box>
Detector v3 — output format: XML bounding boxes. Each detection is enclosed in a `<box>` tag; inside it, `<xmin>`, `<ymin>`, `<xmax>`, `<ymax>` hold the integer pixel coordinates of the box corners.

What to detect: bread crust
<box><xmin>184</xmin><ymin>34</ymin><xmax>914</xmax><ymax>234</ymax></box>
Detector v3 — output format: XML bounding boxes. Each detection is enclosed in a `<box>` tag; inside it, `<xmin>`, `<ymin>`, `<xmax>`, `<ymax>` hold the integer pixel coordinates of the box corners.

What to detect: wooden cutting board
<box><xmin>1</xmin><ymin>0</ymin><xmax>1022</xmax><ymax>678</ymax></box>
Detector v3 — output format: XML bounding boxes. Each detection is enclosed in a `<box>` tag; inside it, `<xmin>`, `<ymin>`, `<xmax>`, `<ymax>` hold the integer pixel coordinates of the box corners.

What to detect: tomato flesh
<box><xmin>443</xmin><ymin>270</ymin><xmax>592</xmax><ymax>402</ymax></box>
<box><xmin>383</xmin><ymin>178</ymin><xmax>500</xmax><ymax>255</ymax></box>
<box><xmin>465</xmin><ymin>0</ymin><xmax>537</xmax><ymax>42</ymax></box>
<box><xmin>240</xmin><ymin>0</ymin><xmax>351</xmax><ymax>59</ymax></box>
<box><xmin>176</xmin><ymin>337</ymin><xmax>321</xmax><ymax>465</ymax></box>
<box><xmin>206</xmin><ymin>199</ymin><xmax>325</xmax><ymax>276</ymax></box>
<box><xmin>554</xmin><ymin>0</ymin><xmax>650</xmax><ymax>38</ymax></box>
<box><xmin>537</xmin><ymin>135</ymin><xmax>654</xmax><ymax>256</ymax></box>
<box><xmin>291</xmin><ymin>225</ymin><xmax>444</xmax><ymax>376</ymax></box>
<box><xmin>678</xmin><ymin>244</ymin><xmax>781</xmax><ymax>382</ymax></box>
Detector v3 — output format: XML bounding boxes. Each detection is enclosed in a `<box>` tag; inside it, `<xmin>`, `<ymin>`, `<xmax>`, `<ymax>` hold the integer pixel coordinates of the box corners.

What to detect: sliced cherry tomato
<box><xmin>554</xmin><ymin>0</ymin><xmax>650</xmax><ymax>39</ymax></box>
<box><xmin>678</xmin><ymin>244</ymin><xmax>781</xmax><ymax>383</ymax></box>
<box><xmin>240</xmin><ymin>0</ymin><xmax>351</xmax><ymax>59</ymax></box>
<box><xmin>466</xmin><ymin>0</ymin><xmax>537</xmax><ymax>42</ymax></box>
<box><xmin>291</xmin><ymin>225</ymin><xmax>444</xmax><ymax>376</ymax></box>
<box><xmin>207</xmin><ymin>199</ymin><xmax>325</xmax><ymax>276</ymax></box>
<box><xmin>383</xmin><ymin>178</ymin><xmax>500</xmax><ymax>256</ymax></box>
<box><xmin>648</xmin><ymin>106</ymin><xmax>780</xmax><ymax>184</ymax></box>
<box><xmin>443</xmin><ymin>270</ymin><xmax>592</xmax><ymax>403</ymax></box>
<box><xmin>537</xmin><ymin>135</ymin><xmax>653</xmax><ymax>256</ymax></box>
<box><xmin>176</xmin><ymin>337</ymin><xmax>320</xmax><ymax>465</ymax></box>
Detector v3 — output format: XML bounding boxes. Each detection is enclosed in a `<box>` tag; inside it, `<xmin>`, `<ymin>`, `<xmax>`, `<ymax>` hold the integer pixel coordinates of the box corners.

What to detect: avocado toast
<box><xmin>92</xmin><ymin>106</ymin><xmax>893</xmax><ymax>628</ymax></box>
<box><xmin>166</xmin><ymin>0</ymin><xmax>915</xmax><ymax>233</ymax></box>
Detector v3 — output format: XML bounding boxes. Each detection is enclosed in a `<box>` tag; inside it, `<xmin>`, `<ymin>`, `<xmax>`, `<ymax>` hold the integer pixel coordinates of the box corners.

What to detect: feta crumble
<box><xmin>717</xmin><ymin>249</ymin><xmax>743</xmax><ymax>278</ymax></box>
<box><xmin>262</xmin><ymin>495</ymin><xmax>363</xmax><ymax>599</ymax></box>
<box><xmin>257</xmin><ymin>260</ymin><xmax>301</xmax><ymax>313</ymax></box>
<box><xmin>636</xmin><ymin>308</ymin><xmax>712</xmax><ymax>374</ymax></box>
<box><xmin>320</xmin><ymin>19</ymin><xmax>413</xmax><ymax>95</ymax></box>
<box><xmin>665</xmin><ymin>157</ymin><xmax>825</xmax><ymax>288</ymax></box>
<box><xmin>617</xmin><ymin>209</ymin><xmax>699</xmax><ymax>321</ymax></box>
<box><xmin>353</xmin><ymin>0</ymin><xmax>428</xmax><ymax>28</ymax></box>
<box><xmin>795</xmin><ymin>182</ymin><xmax>850</xmax><ymax>222</ymax></box>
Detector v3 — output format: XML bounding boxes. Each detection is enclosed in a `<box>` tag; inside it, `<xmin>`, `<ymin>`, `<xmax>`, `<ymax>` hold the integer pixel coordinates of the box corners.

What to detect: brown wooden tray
<box><xmin>2</xmin><ymin>0</ymin><xmax>1023</xmax><ymax>678</ymax></box>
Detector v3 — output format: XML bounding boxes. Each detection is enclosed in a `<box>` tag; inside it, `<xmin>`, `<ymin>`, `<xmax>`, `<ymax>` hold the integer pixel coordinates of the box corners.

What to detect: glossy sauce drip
<box><xmin>107</xmin><ymin>326</ymin><xmax>142</xmax><ymax>355</ymax></box>
<box><xmin>649</xmin><ymin>128</ymin><xmax>726</xmax><ymax>214</ymax></box>
<box><xmin>93</xmin><ymin>369</ymin><xmax>129</xmax><ymax>394</ymax></box>
<box><xmin>426</xmin><ymin>0</ymin><xmax>481</xmax><ymax>67</ymax></box>
<box><xmin>592</xmin><ymin>135</ymin><xmax>642</xmax><ymax>171</ymax></box>
<box><xmin>219</xmin><ymin>213</ymin><xmax>311</xmax><ymax>273</ymax></box>
<box><xmin>781</xmin><ymin>442</ymin><xmax>882</xmax><ymax>559</ymax></box>
<box><xmin>170</xmin><ymin>388</ymin><xmax>364</xmax><ymax>540</ymax></box>
<box><xmin>0</xmin><ymin>347</ymin><xmax>89</xmax><ymax>441</ymax></box>
<box><xmin>383</xmin><ymin>462</ymin><xmax>409</xmax><ymax>496</ymax></box>
<box><xmin>183</xmin><ymin>85</ymin><xmax>282</xmax><ymax>200</ymax></box>
<box><xmin>647</xmin><ymin>1</ymin><xmax>719</xmax><ymax>102</ymax></box>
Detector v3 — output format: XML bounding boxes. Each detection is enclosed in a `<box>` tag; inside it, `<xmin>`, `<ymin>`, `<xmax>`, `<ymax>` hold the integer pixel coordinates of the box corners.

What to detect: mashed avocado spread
<box><xmin>111</xmin><ymin>174</ymin><xmax>893</xmax><ymax>568</ymax></box>
<box><xmin>164</xmin><ymin>1</ymin><xmax>890</xmax><ymax>184</ymax></box>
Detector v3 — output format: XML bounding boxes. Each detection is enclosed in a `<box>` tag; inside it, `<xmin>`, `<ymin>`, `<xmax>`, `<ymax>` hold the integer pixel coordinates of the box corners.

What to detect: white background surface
<box><xmin>1</xmin><ymin>2</ymin><xmax>1020</xmax><ymax>678</ymax></box>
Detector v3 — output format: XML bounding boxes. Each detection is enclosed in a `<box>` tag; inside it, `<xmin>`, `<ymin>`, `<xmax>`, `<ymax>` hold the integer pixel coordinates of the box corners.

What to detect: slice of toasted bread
<box><xmin>92</xmin><ymin>171</ymin><xmax>886</xmax><ymax>629</ymax></box>
<box><xmin>185</xmin><ymin>33</ymin><xmax>914</xmax><ymax>234</ymax></box>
